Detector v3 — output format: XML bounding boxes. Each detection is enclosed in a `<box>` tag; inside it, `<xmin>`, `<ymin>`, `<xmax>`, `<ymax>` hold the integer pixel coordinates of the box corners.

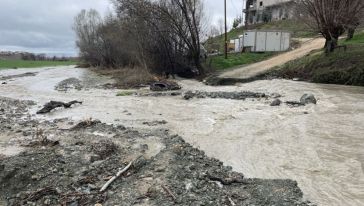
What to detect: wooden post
<box><xmin>224</xmin><ymin>0</ymin><xmax>228</xmax><ymax>59</ymax></box>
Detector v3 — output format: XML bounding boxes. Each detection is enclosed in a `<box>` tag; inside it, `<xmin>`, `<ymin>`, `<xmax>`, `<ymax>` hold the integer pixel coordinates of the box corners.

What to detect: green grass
<box><xmin>271</xmin><ymin>45</ymin><xmax>364</xmax><ymax>86</ymax></box>
<box><xmin>0</xmin><ymin>60</ymin><xmax>77</xmax><ymax>69</ymax></box>
<box><xmin>207</xmin><ymin>52</ymin><xmax>275</xmax><ymax>70</ymax></box>
<box><xmin>116</xmin><ymin>91</ymin><xmax>135</xmax><ymax>96</ymax></box>
<box><xmin>341</xmin><ymin>30</ymin><xmax>364</xmax><ymax>45</ymax></box>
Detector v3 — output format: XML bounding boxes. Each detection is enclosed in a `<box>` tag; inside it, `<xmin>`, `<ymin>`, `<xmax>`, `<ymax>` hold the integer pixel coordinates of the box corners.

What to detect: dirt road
<box><xmin>219</xmin><ymin>38</ymin><xmax>325</xmax><ymax>79</ymax></box>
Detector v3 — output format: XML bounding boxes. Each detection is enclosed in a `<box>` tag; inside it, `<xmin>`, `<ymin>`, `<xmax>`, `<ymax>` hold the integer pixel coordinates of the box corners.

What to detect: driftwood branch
<box><xmin>99</xmin><ymin>160</ymin><xmax>134</xmax><ymax>192</ymax></box>
<box><xmin>161</xmin><ymin>185</ymin><xmax>177</xmax><ymax>201</ymax></box>
<box><xmin>37</xmin><ymin>100</ymin><xmax>82</xmax><ymax>114</ymax></box>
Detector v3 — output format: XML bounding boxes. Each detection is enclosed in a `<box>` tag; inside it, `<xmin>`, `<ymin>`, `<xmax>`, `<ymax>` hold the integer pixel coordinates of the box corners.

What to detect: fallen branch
<box><xmin>161</xmin><ymin>185</ymin><xmax>177</xmax><ymax>201</ymax></box>
<box><xmin>37</xmin><ymin>100</ymin><xmax>82</xmax><ymax>114</ymax></box>
<box><xmin>99</xmin><ymin>159</ymin><xmax>134</xmax><ymax>192</ymax></box>
<box><xmin>25</xmin><ymin>187</ymin><xmax>58</xmax><ymax>202</ymax></box>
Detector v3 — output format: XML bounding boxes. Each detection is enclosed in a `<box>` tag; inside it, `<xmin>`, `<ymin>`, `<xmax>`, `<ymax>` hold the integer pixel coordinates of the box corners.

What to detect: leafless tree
<box><xmin>297</xmin><ymin>0</ymin><xmax>364</xmax><ymax>53</ymax></box>
<box><xmin>73</xmin><ymin>9</ymin><xmax>104</xmax><ymax>66</ymax></box>
<box><xmin>114</xmin><ymin>0</ymin><xmax>206</xmax><ymax>76</ymax></box>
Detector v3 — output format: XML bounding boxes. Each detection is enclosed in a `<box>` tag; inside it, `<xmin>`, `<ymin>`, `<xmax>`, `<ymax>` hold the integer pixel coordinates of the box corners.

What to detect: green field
<box><xmin>207</xmin><ymin>52</ymin><xmax>275</xmax><ymax>71</ymax></box>
<box><xmin>0</xmin><ymin>60</ymin><xmax>77</xmax><ymax>69</ymax></box>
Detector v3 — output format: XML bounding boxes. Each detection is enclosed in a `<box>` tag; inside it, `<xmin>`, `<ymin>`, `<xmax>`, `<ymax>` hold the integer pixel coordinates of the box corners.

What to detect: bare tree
<box><xmin>298</xmin><ymin>0</ymin><xmax>364</xmax><ymax>53</ymax></box>
<box><xmin>73</xmin><ymin>9</ymin><xmax>104</xmax><ymax>66</ymax></box>
<box><xmin>114</xmin><ymin>0</ymin><xmax>206</xmax><ymax>76</ymax></box>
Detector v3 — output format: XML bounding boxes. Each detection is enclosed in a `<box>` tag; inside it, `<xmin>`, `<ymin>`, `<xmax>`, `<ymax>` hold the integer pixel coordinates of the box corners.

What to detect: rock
<box><xmin>300</xmin><ymin>94</ymin><xmax>317</xmax><ymax>105</ymax></box>
<box><xmin>183</xmin><ymin>91</ymin><xmax>195</xmax><ymax>100</ymax></box>
<box><xmin>31</xmin><ymin>175</ymin><xmax>40</xmax><ymax>180</ymax></box>
<box><xmin>270</xmin><ymin>99</ymin><xmax>282</xmax><ymax>106</ymax></box>
<box><xmin>90</xmin><ymin>154</ymin><xmax>101</xmax><ymax>163</ymax></box>
<box><xmin>1</xmin><ymin>82</ymin><xmax>7</xmax><ymax>85</ymax></box>
<box><xmin>150</xmin><ymin>81</ymin><xmax>181</xmax><ymax>91</ymax></box>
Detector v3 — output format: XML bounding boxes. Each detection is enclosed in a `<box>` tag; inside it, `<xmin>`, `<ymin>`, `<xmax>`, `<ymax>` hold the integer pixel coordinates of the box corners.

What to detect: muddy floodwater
<box><xmin>1</xmin><ymin>66</ymin><xmax>363</xmax><ymax>206</ymax></box>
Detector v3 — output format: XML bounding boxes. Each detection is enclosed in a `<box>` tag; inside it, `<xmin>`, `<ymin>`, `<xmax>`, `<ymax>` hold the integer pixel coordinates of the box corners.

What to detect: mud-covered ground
<box><xmin>0</xmin><ymin>96</ymin><xmax>312</xmax><ymax>206</ymax></box>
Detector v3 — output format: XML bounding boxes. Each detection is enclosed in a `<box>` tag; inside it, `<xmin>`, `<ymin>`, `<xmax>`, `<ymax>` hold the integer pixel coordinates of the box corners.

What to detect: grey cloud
<box><xmin>0</xmin><ymin>0</ymin><xmax>243</xmax><ymax>56</ymax></box>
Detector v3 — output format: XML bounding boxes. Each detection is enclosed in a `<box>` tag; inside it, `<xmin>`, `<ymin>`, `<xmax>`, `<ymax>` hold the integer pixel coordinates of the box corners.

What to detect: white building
<box><xmin>244</xmin><ymin>0</ymin><xmax>295</xmax><ymax>25</ymax></box>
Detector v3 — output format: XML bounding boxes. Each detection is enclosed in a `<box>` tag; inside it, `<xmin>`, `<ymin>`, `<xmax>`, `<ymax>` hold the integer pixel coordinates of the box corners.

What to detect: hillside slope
<box><xmin>266</xmin><ymin>32</ymin><xmax>364</xmax><ymax>86</ymax></box>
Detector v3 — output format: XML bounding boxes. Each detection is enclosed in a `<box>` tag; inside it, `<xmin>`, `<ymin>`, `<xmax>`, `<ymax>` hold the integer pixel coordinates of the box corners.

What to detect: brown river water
<box><xmin>0</xmin><ymin>66</ymin><xmax>363</xmax><ymax>206</ymax></box>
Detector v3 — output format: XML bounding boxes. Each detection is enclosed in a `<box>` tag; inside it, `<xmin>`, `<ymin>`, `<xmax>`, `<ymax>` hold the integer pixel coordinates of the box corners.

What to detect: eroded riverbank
<box><xmin>1</xmin><ymin>66</ymin><xmax>364</xmax><ymax>205</ymax></box>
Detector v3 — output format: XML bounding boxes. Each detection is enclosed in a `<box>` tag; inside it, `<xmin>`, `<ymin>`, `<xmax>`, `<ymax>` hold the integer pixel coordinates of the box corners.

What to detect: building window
<box><xmin>260</xmin><ymin>1</ymin><xmax>263</xmax><ymax>6</ymax></box>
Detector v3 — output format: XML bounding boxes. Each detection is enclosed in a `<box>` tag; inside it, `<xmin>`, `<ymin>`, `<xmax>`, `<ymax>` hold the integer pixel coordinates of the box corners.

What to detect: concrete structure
<box><xmin>232</xmin><ymin>30</ymin><xmax>291</xmax><ymax>52</ymax></box>
<box><xmin>244</xmin><ymin>0</ymin><xmax>295</xmax><ymax>25</ymax></box>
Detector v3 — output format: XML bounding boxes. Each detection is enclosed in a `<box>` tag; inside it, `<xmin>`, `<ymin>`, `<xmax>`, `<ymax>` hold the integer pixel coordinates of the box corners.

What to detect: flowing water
<box><xmin>0</xmin><ymin>66</ymin><xmax>363</xmax><ymax>206</ymax></box>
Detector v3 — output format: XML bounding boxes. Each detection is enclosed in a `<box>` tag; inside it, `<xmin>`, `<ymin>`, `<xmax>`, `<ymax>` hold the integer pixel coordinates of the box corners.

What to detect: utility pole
<box><xmin>224</xmin><ymin>0</ymin><xmax>228</xmax><ymax>59</ymax></box>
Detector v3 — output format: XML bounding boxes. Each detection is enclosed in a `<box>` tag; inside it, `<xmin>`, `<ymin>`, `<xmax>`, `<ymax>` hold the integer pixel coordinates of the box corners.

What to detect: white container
<box><xmin>234</xmin><ymin>39</ymin><xmax>240</xmax><ymax>53</ymax></box>
<box><xmin>242</xmin><ymin>30</ymin><xmax>291</xmax><ymax>52</ymax></box>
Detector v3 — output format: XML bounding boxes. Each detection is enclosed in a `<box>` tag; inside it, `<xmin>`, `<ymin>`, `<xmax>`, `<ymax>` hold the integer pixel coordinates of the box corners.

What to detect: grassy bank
<box><xmin>341</xmin><ymin>30</ymin><xmax>364</xmax><ymax>45</ymax></box>
<box><xmin>207</xmin><ymin>52</ymin><xmax>275</xmax><ymax>71</ymax></box>
<box><xmin>0</xmin><ymin>60</ymin><xmax>77</xmax><ymax>69</ymax></box>
<box><xmin>269</xmin><ymin>43</ymin><xmax>364</xmax><ymax>86</ymax></box>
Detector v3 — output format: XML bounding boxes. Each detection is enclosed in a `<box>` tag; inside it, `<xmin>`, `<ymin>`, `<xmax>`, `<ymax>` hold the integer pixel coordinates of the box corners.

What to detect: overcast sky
<box><xmin>0</xmin><ymin>0</ymin><xmax>244</xmax><ymax>57</ymax></box>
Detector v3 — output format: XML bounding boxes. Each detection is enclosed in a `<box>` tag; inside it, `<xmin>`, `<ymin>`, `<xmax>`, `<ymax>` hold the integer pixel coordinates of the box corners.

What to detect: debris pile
<box><xmin>183</xmin><ymin>91</ymin><xmax>266</xmax><ymax>100</ymax></box>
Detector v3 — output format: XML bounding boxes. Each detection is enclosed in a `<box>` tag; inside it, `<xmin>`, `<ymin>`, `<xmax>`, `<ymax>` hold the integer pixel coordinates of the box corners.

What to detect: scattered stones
<box><xmin>0</xmin><ymin>72</ymin><xmax>38</xmax><ymax>81</ymax></box>
<box><xmin>300</xmin><ymin>94</ymin><xmax>317</xmax><ymax>105</ymax></box>
<box><xmin>183</xmin><ymin>91</ymin><xmax>266</xmax><ymax>100</ymax></box>
<box><xmin>285</xmin><ymin>101</ymin><xmax>305</xmax><ymax>107</ymax></box>
<box><xmin>91</xmin><ymin>140</ymin><xmax>118</xmax><ymax>160</ymax></box>
<box><xmin>143</xmin><ymin>120</ymin><xmax>168</xmax><ymax>126</ymax></box>
<box><xmin>55</xmin><ymin>78</ymin><xmax>83</xmax><ymax>91</ymax></box>
<box><xmin>150</xmin><ymin>81</ymin><xmax>181</xmax><ymax>91</ymax></box>
<box><xmin>138</xmin><ymin>92</ymin><xmax>182</xmax><ymax>97</ymax></box>
<box><xmin>70</xmin><ymin>119</ymin><xmax>101</xmax><ymax>130</ymax></box>
<box><xmin>270</xmin><ymin>99</ymin><xmax>282</xmax><ymax>106</ymax></box>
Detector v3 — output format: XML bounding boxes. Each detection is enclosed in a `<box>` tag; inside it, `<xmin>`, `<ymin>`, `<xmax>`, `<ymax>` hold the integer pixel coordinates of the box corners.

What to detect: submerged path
<box><xmin>1</xmin><ymin>66</ymin><xmax>364</xmax><ymax>206</ymax></box>
<box><xmin>219</xmin><ymin>38</ymin><xmax>325</xmax><ymax>79</ymax></box>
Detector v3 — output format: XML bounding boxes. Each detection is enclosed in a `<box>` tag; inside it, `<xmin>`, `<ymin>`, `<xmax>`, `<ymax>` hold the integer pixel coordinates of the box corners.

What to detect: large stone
<box><xmin>300</xmin><ymin>94</ymin><xmax>317</xmax><ymax>105</ymax></box>
<box><xmin>270</xmin><ymin>99</ymin><xmax>282</xmax><ymax>106</ymax></box>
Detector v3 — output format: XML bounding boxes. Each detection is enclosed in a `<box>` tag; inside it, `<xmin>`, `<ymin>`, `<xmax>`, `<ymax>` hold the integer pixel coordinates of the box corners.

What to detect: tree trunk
<box><xmin>324</xmin><ymin>38</ymin><xmax>338</xmax><ymax>53</ymax></box>
<box><xmin>347</xmin><ymin>28</ymin><xmax>355</xmax><ymax>40</ymax></box>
